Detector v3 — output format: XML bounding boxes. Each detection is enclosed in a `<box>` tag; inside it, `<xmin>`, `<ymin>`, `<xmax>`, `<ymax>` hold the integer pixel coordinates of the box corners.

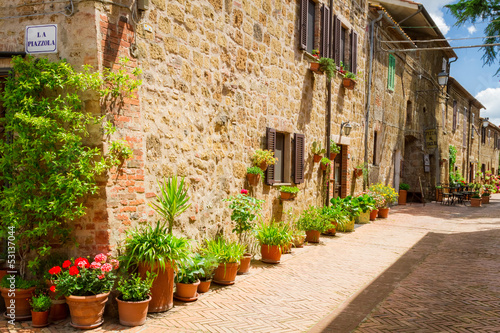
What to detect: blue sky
<box><xmin>419</xmin><ymin>0</ymin><xmax>500</xmax><ymax>125</ymax></box>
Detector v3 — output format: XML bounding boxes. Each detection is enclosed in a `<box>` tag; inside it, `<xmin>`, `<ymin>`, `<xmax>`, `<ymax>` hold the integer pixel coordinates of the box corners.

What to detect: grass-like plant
<box><xmin>201</xmin><ymin>238</ymin><xmax>246</xmax><ymax>264</ymax></box>
<box><xmin>149</xmin><ymin>176</ymin><xmax>191</xmax><ymax>234</ymax></box>
<box><xmin>254</xmin><ymin>220</ymin><xmax>293</xmax><ymax>246</ymax></box>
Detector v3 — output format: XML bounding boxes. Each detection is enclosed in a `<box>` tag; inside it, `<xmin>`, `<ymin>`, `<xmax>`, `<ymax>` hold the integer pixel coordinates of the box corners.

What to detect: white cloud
<box><xmin>467</xmin><ymin>25</ymin><xmax>477</xmax><ymax>34</ymax></box>
<box><xmin>475</xmin><ymin>88</ymin><xmax>500</xmax><ymax>126</ymax></box>
<box><xmin>431</xmin><ymin>14</ymin><xmax>450</xmax><ymax>35</ymax></box>
<box><xmin>418</xmin><ymin>0</ymin><xmax>452</xmax><ymax>35</ymax></box>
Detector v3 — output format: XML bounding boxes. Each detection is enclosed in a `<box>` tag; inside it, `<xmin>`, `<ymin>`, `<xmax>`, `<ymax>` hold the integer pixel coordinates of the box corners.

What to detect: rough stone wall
<box><xmin>479</xmin><ymin>123</ymin><xmax>500</xmax><ymax>175</ymax></box>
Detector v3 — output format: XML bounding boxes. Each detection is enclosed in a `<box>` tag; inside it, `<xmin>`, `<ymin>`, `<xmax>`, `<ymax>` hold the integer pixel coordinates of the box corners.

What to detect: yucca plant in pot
<box><xmin>297</xmin><ymin>206</ymin><xmax>332</xmax><ymax>243</ymax></box>
<box><xmin>254</xmin><ymin>221</ymin><xmax>293</xmax><ymax>264</ymax></box>
<box><xmin>116</xmin><ymin>272</ymin><xmax>155</xmax><ymax>327</ymax></box>
<box><xmin>201</xmin><ymin>238</ymin><xmax>245</xmax><ymax>285</ymax></box>
<box><xmin>121</xmin><ymin>221</ymin><xmax>191</xmax><ymax>313</ymax></box>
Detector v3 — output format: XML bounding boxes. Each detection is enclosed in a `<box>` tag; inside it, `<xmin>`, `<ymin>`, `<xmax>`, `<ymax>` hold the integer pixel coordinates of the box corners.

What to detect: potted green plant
<box><xmin>247</xmin><ymin>166</ymin><xmax>264</xmax><ymax>186</ymax></box>
<box><xmin>310</xmin><ymin>51</ymin><xmax>337</xmax><ymax>81</ymax></box>
<box><xmin>330</xmin><ymin>140</ymin><xmax>340</xmax><ymax>160</ymax></box>
<box><xmin>355</xmin><ymin>194</ymin><xmax>377</xmax><ymax>224</ymax></box>
<box><xmin>482</xmin><ymin>184</ymin><xmax>493</xmax><ymax>204</ymax></box>
<box><xmin>369</xmin><ymin>183</ymin><xmax>398</xmax><ymax>218</ymax></box>
<box><xmin>435</xmin><ymin>185</ymin><xmax>443</xmax><ymax>202</ymax></box>
<box><xmin>1</xmin><ymin>275</ymin><xmax>37</xmax><ymax>320</ymax></box>
<box><xmin>280</xmin><ymin>186</ymin><xmax>300</xmax><ymax>200</ymax></box>
<box><xmin>297</xmin><ymin>206</ymin><xmax>332</xmax><ymax>243</ymax></box>
<box><xmin>224</xmin><ymin>189</ymin><xmax>264</xmax><ymax>274</ymax></box>
<box><xmin>30</xmin><ymin>294</ymin><xmax>52</xmax><ymax>328</ymax></box>
<box><xmin>195</xmin><ymin>253</ymin><xmax>219</xmax><ymax>293</ymax></box>
<box><xmin>320</xmin><ymin>205</ymin><xmax>351</xmax><ymax>235</ymax></box>
<box><xmin>366</xmin><ymin>191</ymin><xmax>384</xmax><ymax>220</ymax></box>
<box><xmin>174</xmin><ymin>255</ymin><xmax>204</xmax><ymax>302</ymax></box>
<box><xmin>354</xmin><ymin>163</ymin><xmax>365</xmax><ymax>178</ymax></box>
<box><xmin>339</xmin><ymin>62</ymin><xmax>359</xmax><ymax>90</ymax></box>
<box><xmin>49</xmin><ymin>254</ymin><xmax>118</xmax><ymax>329</ymax></box>
<box><xmin>201</xmin><ymin>238</ymin><xmax>246</xmax><ymax>285</ymax></box>
<box><xmin>254</xmin><ymin>221</ymin><xmax>292</xmax><ymax>264</ymax></box>
<box><xmin>311</xmin><ymin>141</ymin><xmax>326</xmax><ymax>163</ymax></box>
<box><xmin>398</xmin><ymin>183</ymin><xmax>410</xmax><ymax>205</ymax></box>
<box><xmin>116</xmin><ymin>272</ymin><xmax>155</xmax><ymax>327</ymax></box>
<box><xmin>320</xmin><ymin>157</ymin><xmax>331</xmax><ymax>171</ymax></box>
<box><xmin>471</xmin><ymin>192</ymin><xmax>482</xmax><ymax>207</ymax></box>
<box><xmin>251</xmin><ymin>149</ymin><xmax>277</xmax><ymax>171</ymax></box>
<box><xmin>121</xmin><ymin>221</ymin><xmax>191</xmax><ymax>313</ymax></box>
<box><xmin>330</xmin><ymin>196</ymin><xmax>362</xmax><ymax>231</ymax></box>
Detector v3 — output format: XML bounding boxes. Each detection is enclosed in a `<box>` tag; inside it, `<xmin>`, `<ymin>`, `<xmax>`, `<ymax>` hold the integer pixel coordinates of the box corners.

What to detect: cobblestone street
<box><xmin>2</xmin><ymin>195</ymin><xmax>500</xmax><ymax>333</ymax></box>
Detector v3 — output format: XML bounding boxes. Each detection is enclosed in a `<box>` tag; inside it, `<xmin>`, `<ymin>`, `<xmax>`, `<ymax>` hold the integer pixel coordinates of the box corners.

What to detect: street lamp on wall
<box><xmin>482</xmin><ymin>117</ymin><xmax>490</xmax><ymax>128</ymax></box>
<box><xmin>340</xmin><ymin>121</ymin><xmax>352</xmax><ymax>137</ymax></box>
<box><xmin>437</xmin><ymin>69</ymin><xmax>449</xmax><ymax>87</ymax></box>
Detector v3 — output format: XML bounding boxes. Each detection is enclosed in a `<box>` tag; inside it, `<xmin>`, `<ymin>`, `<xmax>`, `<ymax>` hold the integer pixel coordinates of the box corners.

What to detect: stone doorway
<box><xmin>403</xmin><ymin>135</ymin><xmax>423</xmax><ymax>196</ymax></box>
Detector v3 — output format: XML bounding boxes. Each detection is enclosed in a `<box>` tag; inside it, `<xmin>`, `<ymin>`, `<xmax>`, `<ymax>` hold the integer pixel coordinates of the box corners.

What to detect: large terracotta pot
<box><xmin>65</xmin><ymin>292</ymin><xmax>109</xmax><ymax>329</ymax></box>
<box><xmin>31</xmin><ymin>310</ymin><xmax>49</xmax><ymax>328</ymax></box>
<box><xmin>47</xmin><ymin>280</ymin><xmax>68</xmax><ymax>321</ymax></box>
<box><xmin>238</xmin><ymin>253</ymin><xmax>252</xmax><ymax>275</ymax></box>
<box><xmin>247</xmin><ymin>173</ymin><xmax>260</xmax><ymax>186</ymax></box>
<box><xmin>398</xmin><ymin>190</ymin><xmax>407</xmax><ymax>205</ymax></box>
<box><xmin>378</xmin><ymin>207</ymin><xmax>390</xmax><ymax>218</ymax></box>
<box><xmin>313</xmin><ymin>154</ymin><xmax>322</xmax><ymax>163</ymax></box>
<box><xmin>197</xmin><ymin>279</ymin><xmax>211</xmax><ymax>293</ymax></box>
<box><xmin>482</xmin><ymin>195</ymin><xmax>490</xmax><ymax>204</ymax></box>
<box><xmin>1</xmin><ymin>286</ymin><xmax>36</xmax><ymax>318</ymax></box>
<box><xmin>175</xmin><ymin>280</ymin><xmax>200</xmax><ymax>300</ymax></box>
<box><xmin>139</xmin><ymin>261</ymin><xmax>175</xmax><ymax>313</ymax></box>
<box><xmin>471</xmin><ymin>197</ymin><xmax>482</xmax><ymax>207</ymax></box>
<box><xmin>358</xmin><ymin>211</ymin><xmax>370</xmax><ymax>224</ymax></box>
<box><xmin>261</xmin><ymin>244</ymin><xmax>282</xmax><ymax>264</ymax></box>
<box><xmin>213</xmin><ymin>262</ymin><xmax>238</xmax><ymax>285</ymax></box>
<box><xmin>305</xmin><ymin>230</ymin><xmax>321</xmax><ymax>243</ymax></box>
<box><xmin>370</xmin><ymin>209</ymin><xmax>379</xmax><ymax>221</ymax></box>
<box><xmin>116</xmin><ymin>295</ymin><xmax>151</xmax><ymax>327</ymax></box>
<box><xmin>329</xmin><ymin>152</ymin><xmax>338</xmax><ymax>160</ymax></box>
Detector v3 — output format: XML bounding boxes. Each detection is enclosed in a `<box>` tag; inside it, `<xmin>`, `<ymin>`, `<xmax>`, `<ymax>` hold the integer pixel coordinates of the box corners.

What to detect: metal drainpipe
<box><xmin>467</xmin><ymin>100</ymin><xmax>472</xmax><ymax>181</ymax></box>
<box><xmin>325</xmin><ymin>0</ymin><xmax>334</xmax><ymax>207</ymax></box>
<box><xmin>363</xmin><ymin>13</ymin><xmax>383</xmax><ymax>190</ymax></box>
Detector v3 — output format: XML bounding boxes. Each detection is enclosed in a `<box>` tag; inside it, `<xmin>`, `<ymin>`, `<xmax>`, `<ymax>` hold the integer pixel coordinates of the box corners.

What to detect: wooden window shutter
<box><xmin>333</xmin><ymin>15</ymin><xmax>341</xmax><ymax>66</ymax></box>
<box><xmin>294</xmin><ymin>133</ymin><xmax>305</xmax><ymax>184</ymax></box>
<box><xmin>387</xmin><ymin>54</ymin><xmax>395</xmax><ymax>90</ymax></box>
<box><xmin>266</xmin><ymin>127</ymin><xmax>276</xmax><ymax>185</ymax></box>
<box><xmin>300</xmin><ymin>0</ymin><xmax>308</xmax><ymax>50</ymax></box>
<box><xmin>320</xmin><ymin>5</ymin><xmax>330</xmax><ymax>58</ymax></box>
<box><xmin>452</xmin><ymin>101</ymin><xmax>457</xmax><ymax>131</ymax></box>
<box><xmin>350</xmin><ymin>31</ymin><xmax>358</xmax><ymax>73</ymax></box>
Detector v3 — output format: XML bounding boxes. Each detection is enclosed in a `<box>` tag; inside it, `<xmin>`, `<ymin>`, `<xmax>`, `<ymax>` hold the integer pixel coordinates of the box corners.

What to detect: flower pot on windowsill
<box><xmin>342</xmin><ymin>77</ymin><xmax>356</xmax><ymax>90</ymax></box>
<box><xmin>313</xmin><ymin>154</ymin><xmax>322</xmax><ymax>163</ymax></box>
<box><xmin>280</xmin><ymin>192</ymin><xmax>295</xmax><ymax>200</ymax></box>
<box><xmin>310</xmin><ymin>62</ymin><xmax>324</xmax><ymax>75</ymax></box>
<box><xmin>329</xmin><ymin>152</ymin><xmax>338</xmax><ymax>160</ymax></box>
<box><xmin>247</xmin><ymin>173</ymin><xmax>260</xmax><ymax>186</ymax></box>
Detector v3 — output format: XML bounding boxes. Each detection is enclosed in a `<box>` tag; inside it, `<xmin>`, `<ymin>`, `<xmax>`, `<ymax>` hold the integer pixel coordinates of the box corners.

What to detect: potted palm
<box><xmin>311</xmin><ymin>141</ymin><xmax>326</xmax><ymax>163</ymax></box>
<box><xmin>246</xmin><ymin>166</ymin><xmax>264</xmax><ymax>186</ymax></box>
<box><xmin>116</xmin><ymin>272</ymin><xmax>155</xmax><ymax>327</ymax></box>
<box><xmin>330</xmin><ymin>140</ymin><xmax>340</xmax><ymax>160</ymax></box>
<box><xmin>196</xmin><ymin>254</ymin><xmax>219</xmax><ymax>293</ymax></box>
<box><xmin>251</xmin><ymin>149</ymin><xmax>277</xmax><ymax>171</ymax></box>
<box><xmin>254</xmin><ymin>221</ymin><xmax>292</xmax><ymax>264</ymax></box>
<box><xmin>174</xmin><ymin>256</ymin><xmax>204</xmax><ymax>302</ymax></box>
<box><xmin>399</xmin><ymin>183</ymin><xmax>410</xmax><ymax>205</ymax></box>
<box><xmin>1</xmin><ymin>275</ymin><xmax>37</xmax><ymax>320</ymax></box>
<box><xmin>49</xmin><ymin>254</ymin><xmax>118</xmax><ymax>329</ymax></box>
<box><xmin>297</xmin><ymin>206</ymin><xmax>332</xmax><ymax>243</ymax></box>
<box><xmin>201</xmin><ymin>238</ymin><xmax>246</xmax><ymax>285</ymax></box>
<box><xmin>30</xmin><ymin>294</ymin><xmax>52</xmax><ymax>328</ymax></box>
<box><xmin>280</xmin><ymin>186</ymin><xmax>300</xmax><ymax>200</ymax></box>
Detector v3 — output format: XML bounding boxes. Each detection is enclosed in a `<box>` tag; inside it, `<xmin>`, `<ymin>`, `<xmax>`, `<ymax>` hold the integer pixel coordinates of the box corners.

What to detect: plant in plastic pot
<box><xmin>116</xmin><ymin>272</ymin><xmax>155</xmax><ymax>327</ymax></box>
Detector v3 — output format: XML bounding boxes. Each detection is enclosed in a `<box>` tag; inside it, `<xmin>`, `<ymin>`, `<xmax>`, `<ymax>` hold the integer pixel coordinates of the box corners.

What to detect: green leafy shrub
<box><xmin>116</xmin><ymin>272</ymin><xmax>155</xmax><ymax>302</ymax></box>
<box><xmin>399</xmin><ymin>183</ymin><xmax>410</xmax><ymax>191</ymax></box>
<box><xmin>175</xmin><ymin>255</ymin><xmax>204</xmax><ymax>284</ymax></box>
<box><xmin>247</xmin><ymin>166</ymin><xmax>265</xmax><ymax>177</ymax></box>
<box><xmin>280</xmin><ymin>186</ymin><xmax>300</xmax><ymax>194</ymax></box>
<box><xmin>201</xmin><ymin>238</ymin><xmax>245</xmax><ymax>264</ymax></box>
<box><xmin>254</xmin><ymin>221</ymin><xmax>292</xmax><ymax>246</ymax></box>
<box><xmin>195</xmin><ymin>253</ymin><xmax>219</xmax><ymax>281</ymax></box>
<box><xmin>318</xmin><ymin>58</ymin><xmax>336</xmax><ymax>81</ymax></box>
<box><xmin>224</xmin><ymin>191</ymin><xmax>264</xmax><ymax>242</ymax></box>
<box><xmin>320</xmin><ymin>205</ymin><xmax>350</xmax><ymax>232</ymax></box>
<box><xmin>297</xmin><ymin>206</ymin><xmax>332</xmax><ymax>233</ymax></box>
<box><xmin>330</xmin><ymin>140</ymin><xmax>340</xmax><ymax>154</ymax></box>
<box><xmin>320</xmin><ymin>157</ymin><xmax>331</xmax><ymax>165</ymax></box>
<box><xmin>30</xmin><ymin>294</ymin><xmax>52</xmax><ymax>312</ymax></box>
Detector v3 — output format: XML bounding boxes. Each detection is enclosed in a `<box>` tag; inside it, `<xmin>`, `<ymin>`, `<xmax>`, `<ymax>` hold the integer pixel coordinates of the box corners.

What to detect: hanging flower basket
<box><xmin>342</xmin><ymin>77</ymin><xmax>356</xmax><ymax>90</ymax></box>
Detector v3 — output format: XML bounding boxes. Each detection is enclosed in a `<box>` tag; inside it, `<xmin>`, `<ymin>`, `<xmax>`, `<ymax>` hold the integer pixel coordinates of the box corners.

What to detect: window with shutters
<box><xmin>320</xmin><ymin>5</ymin><xmax>330</xmax><ymax>58</ymax></box>
<box><xmin>340</xmin><ymin>26</ymin><xmax>346</xmax><ymax>65</ymax></box>
<box><xmin>387</xmin><ymin>54</ymin><xmax>395</xmax><ymax>91</ymax></box>
<box><xmin>350</xmin><ymin>30</ymin><xmax>358</xmax><ymax>74</ymax></box>
<box><xmin>265</xmin><ymin>128</ymin><xmax>305</xmax><ymax>185</ymax></box>
<box><xmin>300</xmin><ymin>0</ymin><xmax>318</xmax><ymax>54</ymax></box>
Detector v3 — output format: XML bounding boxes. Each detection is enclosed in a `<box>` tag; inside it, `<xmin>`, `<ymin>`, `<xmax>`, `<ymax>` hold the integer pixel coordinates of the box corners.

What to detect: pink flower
<box><xmin>90</xmin><ymin>261</ymin><xmax>102</xmax><ymax>269</ymax></box>
<box><xmin>75</xmin><ymin>257</ymin><xmax>90</xmax><ymax>268</ymax></box>
<box><xmin>94</xmin><ymin>253</ymin><xmax>107</xmax><ymax>263</ymax></box>
<box><xmin>110</xmin><ymin>259</ymin><xmax>119</xmax><ymax>269</ymax></box>
<box><xmin>101</xmin><ymin>263</ymin><xmax>113</xmax><ymax>273</ymax></box>
<box><xmin>240</xmin><ymin>189</ymin><xmax>248</xmax><ymax>195</ymax></box>
<box><xmin>97</xmin><ymin>274</ymin><xmax>105</xmax><ymax>280</ymax></box>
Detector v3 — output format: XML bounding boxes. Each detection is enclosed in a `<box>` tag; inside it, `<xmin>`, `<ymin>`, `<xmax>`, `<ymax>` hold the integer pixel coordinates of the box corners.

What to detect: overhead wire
<box><xmin>382</xmin><ymin>35</ymin><xmax>500</xmax><ymax>44</ymax></box>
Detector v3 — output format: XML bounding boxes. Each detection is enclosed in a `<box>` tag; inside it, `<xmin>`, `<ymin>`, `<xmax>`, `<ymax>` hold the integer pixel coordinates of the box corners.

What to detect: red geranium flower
<box><xmin>69</xmin><ymin>266</ymin><xmax>79</xmax><ymax>276</ymax></box>
<box><xmin>241</xmin><ymin>189</ymin><xmax>248</xmax><ymax>195</ymax></box>
<box><xmin>48</xmin><ymin>266</ymin><xmax>61</xmax><ymax>275</ymax></box>
<box><xmin>75</xmin><ymin>257</ymin><xmax>90</xmax><ymax>269</ymax></box>
<box><xmin>49</xmin><ymin>286</ymin><xmax>56</xmax><ymax>292</ymax></box>
<box><xmin>62</xmin><ymin>260</ymin><xmax>72</xmax><ymax>269</ymax></box>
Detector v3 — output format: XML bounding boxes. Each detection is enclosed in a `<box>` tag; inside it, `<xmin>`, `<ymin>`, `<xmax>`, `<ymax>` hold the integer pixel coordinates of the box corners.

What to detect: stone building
<box><xmin>477</xmin><ymin>119</ymin><xmax>500</xmax><ymax>177</ymax></box>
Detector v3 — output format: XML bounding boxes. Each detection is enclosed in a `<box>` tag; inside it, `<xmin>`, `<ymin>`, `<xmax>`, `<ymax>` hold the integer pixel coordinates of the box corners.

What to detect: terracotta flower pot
<box><xmin>342</xmin><ymin>77</ymin><xmax>356</xmax><ymax>90</ymax></box>
<box><xmin>175</xmin><ymin>280</ymin><xmax>200</xmax><ymax>300</ymax></box>
<box><xmin>305</xmin><ymin>230</ymin><xmax>321</xmax><ymax>243</ymax></box>
<box><xmin>31</xmin><ymin>310</ymin><xmax>49</xmax><ymax>328</ymax></box>
<box><xmin>378</xmin><ymin>207</ymin><xmax>390</xmax><ymax>218</ymax></box>
<box><xmin>139</xmin><ymin>261</ymin><xmax>175</xmax><ymax>313</ymax></box>
<box><xmin>1</xmin><ymin>286</ymin><xmax>36</xmax><ymax>318</ymax></box>
<box><xmin>482</xmin><ymin>195</ymin><xmax>490</xmax><ymax>204</ymax></box>
<box><xmin>197</xmin><ymin>279</ymin><xmax>212</xmax><ymax>293</ymax></box>
<box><xmin>471</xmin><ymin>197</ymin><xmax>482</xmax><ymax>207</ymax></box>
<box><xmin>213</xmin><ymin>262</ymin><xmax>239</xmax><ymax>285</ymax></box>
<box><xmin>238</xmin><ymin>253</ymin><xmax>252</xmax><ymax>275</ymax></box>
<box><xmin>247</xmin><ymin>173</ymin><xmax>260</xmax><ymax>186</ymax></box>
<box><xmin>280</xmin><ymin>192</ymin><xmax>293</xmax><ymax>200</ymax></box>
<box><xmin>324</xmin><ymin>220</ymin><xmax>337</xmax><ymax>235</ymax></box>
<box><xmin>354</xmin><ymin>168</ymin><xmax>363</xmax><ymax>178</ymax></box>
<box><xmin>329</xmin><ymin>152</ymin><xmax>338</xmax><ymax>160</ymax></box>
<box><xmin>320</xmin><ymin>163</ymin><xmax>328</xmax><ymax>170</ymax></box>
<box><xmin>261</xmin><ymin>244</ymin><xmax>282</xmax><ymax>264</ymax></box>
<box><xmin>310</xmin><ymin>62</ymin><xmax>324</xmax><ymax>74</ymax></box>
<box><xmin>370</xmin><ymin>209</ymin><xmax>379</xmax><ymax>221</ymax></box>
<box><xmin>398</xmin><ymin>190</ymin><xmax>407</xmax><ymax>205</ymax></box>
<box><xmin>259</xmin><ymin>161</ymin><xmax>267</xmax><ymax>171</ymax></box>
<box><xmin>313</xmin><ymin>154</ymin><xmax>322</xmax><ymax>163</ymax></box>
<box><xmin>116</xmin><ymin>296</ymin><xmax>151</xmax><ymax>327</ymax></box>
<box><xmin>47</xmin><ymin>280</ymin><xmax>68</xmax><ymax>321</ymax></box>
<box><xmin>292</xmin><ymin>234</ymin><xmax>305</xmax><ymax>248</ymax></box>
<box><xmin>65</xmin><ymin>292</ymin><xmax>109</xmax><ymax>329</ymax></box>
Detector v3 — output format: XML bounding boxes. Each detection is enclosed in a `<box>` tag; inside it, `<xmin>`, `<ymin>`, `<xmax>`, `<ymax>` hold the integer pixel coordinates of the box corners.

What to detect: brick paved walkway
<box><xmin>2</xmin><ymin>195</ymin><xmax>500</xmax><ymax>332</ymax></box>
